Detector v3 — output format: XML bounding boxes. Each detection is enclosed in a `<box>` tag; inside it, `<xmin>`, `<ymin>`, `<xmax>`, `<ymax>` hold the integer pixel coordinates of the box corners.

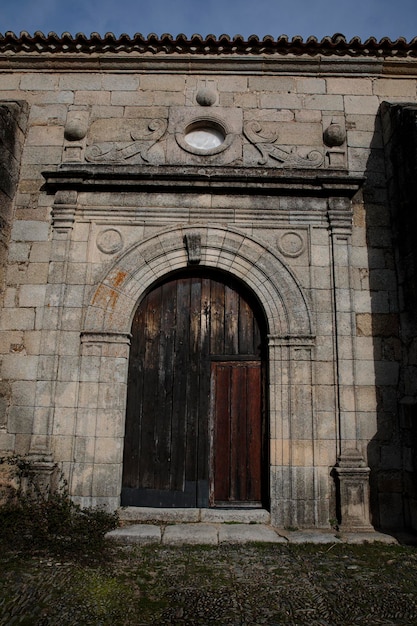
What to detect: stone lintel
<box><xmin>43</xmin><ymin>165</ymin><xmax>364</xmax><ymax>198</ymax></box>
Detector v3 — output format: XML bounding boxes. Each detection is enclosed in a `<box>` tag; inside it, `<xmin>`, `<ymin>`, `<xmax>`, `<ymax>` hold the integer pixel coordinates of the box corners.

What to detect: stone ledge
<box><xmin>43</xmin><ymin>164</ymin><xmax>364</xmax><ymax>198</ymax></box>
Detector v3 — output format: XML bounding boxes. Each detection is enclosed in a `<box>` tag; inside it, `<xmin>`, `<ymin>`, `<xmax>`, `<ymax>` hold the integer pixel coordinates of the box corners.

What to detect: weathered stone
<box><xmin>0</xmin><ymin>34</ymin><xmax>416</xmax><ymax>537</ymax></box>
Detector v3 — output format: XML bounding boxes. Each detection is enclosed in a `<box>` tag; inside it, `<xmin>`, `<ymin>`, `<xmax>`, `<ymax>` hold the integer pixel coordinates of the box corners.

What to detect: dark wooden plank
<box><xmin>246</xmin><ymin>363</ymin><xmax>262</xmax><ymax>501</ymax></box>
<box><xmin>122</xmin><ymin>304</ymin><xmax>146</xmax><ymax>490</ymax></box>
<box><xmin>238</xmin><ymin>296</ymin><xmax>254</xmax><ymax>355</ymax></box>
<box><xmin>170</xmin><ymin>278</ymin><xmax>191</xmax><ymax>492</ymax></box>
<box><xmin>154</xmin><ymin>280</ymin><xmax>177</xmax><ymax>490</ymax></box>
<box><xmin>224</xmin><ymin>285</ymin><xmax>239</xmax><ymax>355</ymax></box>
<box><xmin>231</xmin><ymin>364</ymin><xmax>248</xmax><ymax>501</ymax></box>
<box><xmin>185</xmin><ymin>277</ymin><xmax>201</xmax><ymax>488</ymax></box>
<box><xmin>210</xmin><ymin>278</ymin><xmax>225</xmax><ymax>355</ymax></box>
<box><xmin>213</xmin><ymin>363</ymin><xmax>231</xmax><ymax>502</ymax></box>
<box><xmin>139</xmin><ymin>286</ymin><xmax>162</xmax><ymax>489</ymax></box>
<box><xmin>197</xmin><ymin>277</ymin><xmax>211</xmax><ymax>506</ymax></box>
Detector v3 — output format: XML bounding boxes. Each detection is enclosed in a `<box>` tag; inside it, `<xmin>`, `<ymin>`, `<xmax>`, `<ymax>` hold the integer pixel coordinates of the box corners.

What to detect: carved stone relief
<box><xmin>96</xmin><ymin>228</ymin><xmax>124</xmax><ymax>254</ymax></box>
<box><xmin>277</xmin><ymin>230</ymin><xmax>306</xmax><ymax>257</ymax></box>
<box><xmin>86</xmin><ymin>118</ymin><xmax>167</xmax><ymax>164</ymax></box>
<box><xmin>243</xmin><ymin>120</ymin><xmax>324</xmax><ymax>168</ymax></box>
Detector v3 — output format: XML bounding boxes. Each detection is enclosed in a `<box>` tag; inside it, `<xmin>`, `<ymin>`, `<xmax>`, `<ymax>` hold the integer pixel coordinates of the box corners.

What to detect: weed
<box><xmin>0</xmin><ymin>455</ymin><xmax>118</xmax><ymax>560</ymax></box>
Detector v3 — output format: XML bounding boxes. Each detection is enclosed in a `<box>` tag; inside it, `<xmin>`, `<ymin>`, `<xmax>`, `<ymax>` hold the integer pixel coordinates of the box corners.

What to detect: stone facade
<box><xmin>0</xmin><ymin>32</ymin><xmax>416</xmax><ymax>530</ymax></box>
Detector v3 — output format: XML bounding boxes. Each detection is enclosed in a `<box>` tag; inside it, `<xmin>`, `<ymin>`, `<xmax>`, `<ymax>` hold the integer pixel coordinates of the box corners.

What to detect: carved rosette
<box><xmin>244</xmin><ymin>120</ymin><xmax>324</xmax><ymax>168</ymax></box>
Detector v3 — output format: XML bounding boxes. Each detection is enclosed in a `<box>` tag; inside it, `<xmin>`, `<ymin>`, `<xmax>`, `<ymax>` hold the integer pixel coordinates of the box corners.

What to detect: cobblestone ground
<box><xmin>1</xmin><ymin>541</ymin><xmax>417</xmax><ymax>625</ymax></box>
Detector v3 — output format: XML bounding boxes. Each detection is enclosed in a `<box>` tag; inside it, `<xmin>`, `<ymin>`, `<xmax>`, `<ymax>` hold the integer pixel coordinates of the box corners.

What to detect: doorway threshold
<box><xmin>119</xmin><ymin>507</ymin><xmax>270</xmax><ymax>525</ymax></box>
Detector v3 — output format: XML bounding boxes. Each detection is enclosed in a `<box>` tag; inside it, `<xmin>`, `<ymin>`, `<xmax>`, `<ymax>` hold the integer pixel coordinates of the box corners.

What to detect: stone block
<box><xmin>11</xmin><ymin>220</ymin><xmax>49</xmax><ymax>242</ymax></box>
<box><xmin>123</xmin><ymin>105</ymin><xmax>168</xmax><ymax>119</ymax></box>
<box><xmin>260</xmin><ymin>93</ymin><xmax>303</xmax><ymax>109</ymax></box>
<box><xmin>74</xmin><ymin>407</ymin><xmax>96</xmax><ymax>437</ymax></box>
<box><xmin>111</xmin><ymin>91</ymin><xmax>153</xmax><ymax>106</ymax></box>
<box><xmin>327</xmin><ymin>78</ymin><xmax>373</xmax><ymax>95</ymax></box>
<box><xmin>373</xmin><ymin>78</ymin><xmax>416</xmax><ymax>97</ymax></box>
<box><xmin>29</xmin><ymin>104</ymin><xmax>68</xmax><ymax>126</ymax></box>
<box><xmin>163</xmin><ymin>523</ymin><xmax>218</xmax><ymax>545</ymax></box>
<box><xmin>11</xmin><ymin>380</ymin><xmax>36</xmax><ymax>406</ymax></box>
<box><xmin>20</xmin><ymin>74</ymin><xmax>59</xmax><ymax>90</ymax></box>
<box><xmin>74</xmin><ymin>91</ymin><xmax>111</xmax><ymax>105</ymax></box>
<box><xmin>26</xmin><ymin>126</ymin><xmax>63</xmax><ymax>146</ymax></box>
<box><xmin>91</xmin><ymin>105</ymin><xmax>124</xmax><ymax>119</ymax></box>
<box><xmin>54</xmin><ymin>381</ymin><xmax>78</xmax><ymax>408</ymax></box>
<box><xmin>274</xmin><ymin>121</ymin><xmax>323</xmax><ymax>146</ymax></box>
<box><xmin>234</xmin><ymin>92</ymin><xmax>257</xmax><ymax>108</ymax></box>
<box><xmin>8</xmin><ymin>242</ymin><xmax>31</xmax><ymax>262</ymax></box>
<box><xmin>0</xmin><ymin>308</ymin><xmax>35</xmax><ymax>331</ymax></box>
<box><xmin>304</xmin><ymin>94</ymin><xmax>343</xmax><ymax>110</ymax></box>
<box><xmin>106</xmin><ymin>525</ymin><xmax>161</xmax><ymax>545</ymax></box>
<box><xmin>295</xmin><ymin>109</ymin><xmax>322</xmax><ymax>122</ymax></box>
<box><xmin>95</xmin><ymin>410</ymin><xmax>124</xmax><ymax>438</ymax></box>
<box><xmin>219</xmin><ymin>525</ymin><xmax>284</xmax><ymax>543</ymax></box>
<box><xmin>344</xmin><ymin>95</ymin><xmax>380</xmax><ymax>115</ymax></box>
<box><xmin>140</xmin><ymin>75</ymin><xmax>186</xmax><ymax>91</ymax></box>
<box><xmin>8</xmin><ymin>406</ymin><xmax>34</xmax><ymax>433</ymax></box>
<box><xmin>23</xmin><ymin>145</ymin><xmax>62</xmax><ymax>164</ymax></box>
<box><xmin>0</xmin><ymin>74</ymin><xmax>20</xmax><ymax>90</ymax></box>
<box><xmin>53</xmin><ymin>407</ymin><xmax>76</xmax><ymax>436</ymax></box>
<box><xmin>59</xmin><ymin>74</ymin><xmax>102</xmax><ymax>90</ymax></box>
<box><xmin>347</xmin><ymin>130</ymin><xmax>377</xmax><ymax>149</ymax></box>
<box><xmin>19</xmin><ymin>284</ymin><xmax>47</xmax><ymax>307</ymax></box>
<box><xmin>73</xmin><ymin>435</ymin><xmax>96</xmax><ymax>464</ymax></box>
<box><xmin>94</xmin><ymin>437</ymin><xmax>123</xmax><ymax>464</ymax></box>
<box><xmin>102</xmin><ymin>75</ymin><xmax>140</xmax><ymax>91</ymax></box>
<box><xmin>92</xmin><ymin>463</ymin><xmax>122</xmax><ymax>497</ymax></box>
<box><xmin>296</xmin><ymin>77</ymin><xmax>326</xmax><ymax>94</ymax></box>
<box><xmin>248</xmin><ymin>76</ymin><xmax>295</xmax><ymax>92</ymax></box>
<box><xmin>0</xmin><ymin>431</ymin><xmax>15</xmax><ymax>451</ymax></box>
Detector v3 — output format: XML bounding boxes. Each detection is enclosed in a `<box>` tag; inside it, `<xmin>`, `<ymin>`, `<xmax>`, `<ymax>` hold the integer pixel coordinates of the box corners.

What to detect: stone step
<box><xmin>106</xmin><ymin>522</ymin><xmax>398</xmax><ymax>546</ymax></box>
<box><xmin>118</xmin><ymin>507</ymin><xmax>271</xmax><ymax>525</ymax></box>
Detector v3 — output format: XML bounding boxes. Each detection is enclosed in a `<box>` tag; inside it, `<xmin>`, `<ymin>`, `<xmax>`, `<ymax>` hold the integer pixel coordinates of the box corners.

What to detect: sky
<box><xmin>0</xmin><ymin>0</ymin><xmax>416</xmax><ymax>42</ymax></box>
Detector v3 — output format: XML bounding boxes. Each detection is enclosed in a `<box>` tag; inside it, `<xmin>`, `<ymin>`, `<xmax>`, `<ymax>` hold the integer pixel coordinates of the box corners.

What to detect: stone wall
<box><xmin>0</xmin><ymin>40</ymin><xmax>416</xmax><ymax>529</ymax></box>
<box><xmin>382</xmin><ymin>102</ymin><xmax>417</xmax><ymax>529</ymax></box>
<box><xmin>0</xmin><ymin>100</ymin><xmax>28</xmax><ymax>439</ymax></box>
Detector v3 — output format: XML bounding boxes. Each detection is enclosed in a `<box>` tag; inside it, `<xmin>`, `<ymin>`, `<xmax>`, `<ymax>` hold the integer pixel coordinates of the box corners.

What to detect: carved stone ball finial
<box><xmin>64</xmin><ymin>110</ymin><xmax>89</xmax><ymax>141</ymax></box>
<box><xmin>196</xmin><ymin>87</ymin><xmax>217</xmax><ymax>106</ymax></box>
<box><xmin>323</xmin><ymin>121</ymin><xmax>346</xmax><ymax>147</ymax></box>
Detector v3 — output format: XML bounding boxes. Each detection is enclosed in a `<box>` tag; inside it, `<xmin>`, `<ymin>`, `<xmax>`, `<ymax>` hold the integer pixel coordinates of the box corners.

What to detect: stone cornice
<box><xmin>0</xmin><ymin>32</ymin><xmax>416</xmax><ymax>75</ymax></box>
<box><xmin>43</xmin><ymin>164</ymin><xmax>364</xmax><ymax>197</ymax></box>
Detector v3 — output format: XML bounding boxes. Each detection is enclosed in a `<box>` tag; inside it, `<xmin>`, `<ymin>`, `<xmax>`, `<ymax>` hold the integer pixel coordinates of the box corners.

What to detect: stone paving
<box><xmin>106</xmin><ymin>522</ymin><xmax>398</xmax><ymax>546</ymax></box>
<box><xmin>107</xmin><ymin>507</ymin><xmax>399</xmax><ymax>545</ymax></box>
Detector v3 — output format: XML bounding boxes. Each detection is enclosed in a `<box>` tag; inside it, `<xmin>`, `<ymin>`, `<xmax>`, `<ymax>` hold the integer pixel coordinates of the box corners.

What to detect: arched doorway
<box><xmin>121</xmin><ymin>268</ymin><xmax>268</xmax><ymax>508</ymax></box>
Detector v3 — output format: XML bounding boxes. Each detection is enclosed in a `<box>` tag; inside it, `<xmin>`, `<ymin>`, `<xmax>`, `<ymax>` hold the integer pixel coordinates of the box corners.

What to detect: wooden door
<box><xmin>121</xmin><ymin>270</ymin><xmax>266</xmax><ymax>508</ymax></box>
<box><xmin>211</xmin><ymin>361</ymin><xmax>262</xmax><ymax>506</ymax></box>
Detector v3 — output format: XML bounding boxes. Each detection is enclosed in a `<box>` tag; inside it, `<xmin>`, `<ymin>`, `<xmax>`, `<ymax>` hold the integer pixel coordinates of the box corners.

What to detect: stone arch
<box><xmin>83</xmin><ymin>225</ymin><xmax>313</xmax><ymax>339</ymax></box>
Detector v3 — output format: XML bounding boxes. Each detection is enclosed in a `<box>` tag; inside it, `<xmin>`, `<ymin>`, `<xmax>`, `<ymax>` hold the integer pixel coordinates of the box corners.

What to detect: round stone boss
<box><xmin>96</xmin><ymin>228</ymin><xmax>124</xmax><ymax>254</ymax></box>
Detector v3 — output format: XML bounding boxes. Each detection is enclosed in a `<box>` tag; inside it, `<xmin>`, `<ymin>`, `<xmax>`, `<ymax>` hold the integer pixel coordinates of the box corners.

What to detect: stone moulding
<box><xmin>1</xmin><ymin>33</ymin><xmax>416</xmax><ymax>75</ymax></box>
<box><xmin>43</xmin><ymin>165</ymin><xmax>364</xmax><ymax>198</ymax></box>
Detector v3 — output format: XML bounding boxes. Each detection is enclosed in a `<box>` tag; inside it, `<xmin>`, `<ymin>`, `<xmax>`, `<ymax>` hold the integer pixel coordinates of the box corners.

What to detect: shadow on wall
<box><xmin>0</xmin><ymin>101</ymin><xmax>29</xmax><ymax>434</ymax></box>
<box><xmin>366</xmin><ymin>102</ymin><xmax>417</xmax><ymax>531</ymax></box>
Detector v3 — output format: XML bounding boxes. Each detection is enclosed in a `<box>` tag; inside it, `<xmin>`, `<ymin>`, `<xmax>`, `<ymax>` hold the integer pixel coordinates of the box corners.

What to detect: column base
<box><xmin>334</xmin><ymin>449</ymin><xmax>374</xmax><ymax>532</ymax></box>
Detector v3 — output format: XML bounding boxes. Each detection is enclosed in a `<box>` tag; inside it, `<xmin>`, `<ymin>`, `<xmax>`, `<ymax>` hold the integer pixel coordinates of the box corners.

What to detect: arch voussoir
<box><xmin>83</xmin><ymin>225</ymin><xmax>313</xmax><ymax>339</ymax></box>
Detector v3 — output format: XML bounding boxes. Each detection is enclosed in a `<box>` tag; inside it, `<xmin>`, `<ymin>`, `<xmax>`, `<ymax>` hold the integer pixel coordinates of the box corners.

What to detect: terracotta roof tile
<box><xmin>0</xmin><ymin>31</ymin><xmax>416</xmax><ymax>56</ymax></box>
